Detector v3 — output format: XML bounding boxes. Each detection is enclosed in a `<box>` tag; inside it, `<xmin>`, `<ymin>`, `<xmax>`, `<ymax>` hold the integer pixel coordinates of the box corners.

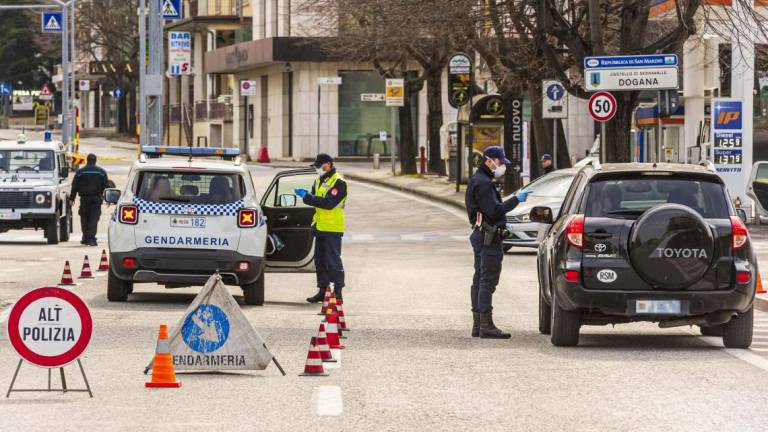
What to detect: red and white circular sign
<box><xmin>7</xmin><ymin>287</ymin><xmax>92</xmax><ymax>368</ymax></box>
<box><xmin>588</xmin><ymin>91</ymin><xmax>617</xmax><ymax>122</ymax></box>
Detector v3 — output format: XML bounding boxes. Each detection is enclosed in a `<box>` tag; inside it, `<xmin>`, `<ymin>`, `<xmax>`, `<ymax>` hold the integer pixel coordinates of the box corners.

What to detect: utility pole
<box><xmin>147</xmin><ymin>0</ymin><xmax>164</xmax><ymax>146</ymax></box>
<box><xmin>138</xmin><ymin>0</ymin><xmax>146</xmax><ymax>147</ymax></box>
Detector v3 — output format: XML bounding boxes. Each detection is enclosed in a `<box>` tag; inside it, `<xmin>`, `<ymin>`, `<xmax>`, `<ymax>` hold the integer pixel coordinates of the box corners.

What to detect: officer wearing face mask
<box><xmin>465</xmin><ymin>146</ymin><xmax>529</xmax><ymax>339</ymax></box>
<box><xmin>294</xmin><ymin>154</ymin><xmax>348</xmax><ymax>303</ymax></box>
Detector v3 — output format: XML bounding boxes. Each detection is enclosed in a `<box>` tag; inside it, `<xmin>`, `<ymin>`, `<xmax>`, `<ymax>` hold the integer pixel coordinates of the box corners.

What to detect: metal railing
<box><xmin>192</xmin><ymin>100</ymin><xmax>233</xmax><ymax>122</ymax></box>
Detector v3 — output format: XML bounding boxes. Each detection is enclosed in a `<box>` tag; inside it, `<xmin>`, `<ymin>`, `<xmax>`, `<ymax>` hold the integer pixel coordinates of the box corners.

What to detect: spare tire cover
<box><xmin>629</xmin><ymin>204</ymin><xmax>714</xmax><ymax>289</ymax></box>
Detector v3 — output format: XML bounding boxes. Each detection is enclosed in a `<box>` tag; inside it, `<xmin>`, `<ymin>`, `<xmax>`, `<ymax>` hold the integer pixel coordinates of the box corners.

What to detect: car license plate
<box><xmin>170</xmin><ymin>216</ymin><xmax>206</xmax><ymax>228</ymax></box>
<box><xmin>0</xmin><ymin>212</ymin><xmax>21</xmax><ymax>220</ymax></box>
<box><xmin>635</xmin><ymin>300</ymin><xmax>681</xmax><ymax>315</ymax></box>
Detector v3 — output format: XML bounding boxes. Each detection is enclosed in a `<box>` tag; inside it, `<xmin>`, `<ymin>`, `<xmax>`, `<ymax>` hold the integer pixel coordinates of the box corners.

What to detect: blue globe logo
<box><xmin>181</xmin><ymin>304</ymin><xmax>230</xmax><ymax>353</ymax></box>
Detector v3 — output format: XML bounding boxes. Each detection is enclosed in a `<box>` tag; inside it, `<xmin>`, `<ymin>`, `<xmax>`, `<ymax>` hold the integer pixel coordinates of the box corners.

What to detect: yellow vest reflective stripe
<box><xmin>312</xmin><ymin>172</ymin><xmax>346</xmax><ymax>233</ymax></box>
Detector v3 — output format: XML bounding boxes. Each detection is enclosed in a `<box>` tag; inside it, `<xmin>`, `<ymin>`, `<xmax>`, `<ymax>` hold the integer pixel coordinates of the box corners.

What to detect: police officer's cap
<box><xmin>87</xmin><ymin>153</ymin><xmax>97</xmax><ymax>164</ymax></box>
<box><xmin>483</xmin><ymin>146</ymin><xmax>510</xmax><ymax>165</ymax></box>
<box><xmin>541</xmin><ymin>153</ymin><xmax>552</xmax><ymax>161</ymax></box>
<box><xmin>310</xmin><ymin>153</ymin><xmax>334</xmax><ymax>168</ymax></box>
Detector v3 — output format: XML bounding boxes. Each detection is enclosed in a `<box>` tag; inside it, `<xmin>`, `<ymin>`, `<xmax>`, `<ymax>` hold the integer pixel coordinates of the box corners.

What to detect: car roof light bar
<box><xmin>140</xmin><ymin>146</ymin><xmax>240</xmax><ymax>160</ymax></box>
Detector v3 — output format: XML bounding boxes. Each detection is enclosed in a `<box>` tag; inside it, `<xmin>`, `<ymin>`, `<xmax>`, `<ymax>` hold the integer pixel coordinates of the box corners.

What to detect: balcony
<box><xmin>194</xmin><ymin>100</ymin><xmax>233</xmax><ymax>122</ymax></box>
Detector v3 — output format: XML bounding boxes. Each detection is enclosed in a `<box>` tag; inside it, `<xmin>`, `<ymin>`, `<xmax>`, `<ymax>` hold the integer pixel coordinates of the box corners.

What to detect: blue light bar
<box><xmin>141</xmin><ymin>146</ymin><xmax>240</xmax><ymax>157</ymax></box>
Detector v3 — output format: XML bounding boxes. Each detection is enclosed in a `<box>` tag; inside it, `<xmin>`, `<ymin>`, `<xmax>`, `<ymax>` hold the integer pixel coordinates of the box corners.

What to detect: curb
<box><xmin>755</xmin><ymin>295</ymin><xmax>768</xmax><ymax>313</ymax></box>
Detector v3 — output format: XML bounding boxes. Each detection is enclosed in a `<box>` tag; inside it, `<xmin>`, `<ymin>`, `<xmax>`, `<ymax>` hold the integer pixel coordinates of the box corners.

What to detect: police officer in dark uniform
<box><xmin>465</xmin><ymin>146</ymin><xmax>528</xmax><ymax>339</ymax></box>
<box><xmin>69</xmin><ymin>154</ymin><xmax>109</xmax><ymax>246</ymax></box>
<box><xmin>293</xmin><ymin>154</ymin><xmax>348</xmax><ymax>303</ymax></box>
<box><xmin>540</xmin><ymin>154</ymin><xmax>554</xmax><ymax>176</ymax></box>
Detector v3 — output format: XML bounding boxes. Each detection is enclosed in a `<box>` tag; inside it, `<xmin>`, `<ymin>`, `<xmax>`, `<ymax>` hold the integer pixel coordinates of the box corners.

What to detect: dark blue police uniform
<box><xmin>70</xmin><ymin>157</ymin><xmax>109</xmax><ymax>246</ymax></box>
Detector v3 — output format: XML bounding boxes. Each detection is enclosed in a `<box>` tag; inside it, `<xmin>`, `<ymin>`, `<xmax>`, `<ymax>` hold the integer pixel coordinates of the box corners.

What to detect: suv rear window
<box><xmin>137</xmin><ymin>171</ymin><xmax>244</xmax><ymax>204</ymax></box>
<box><xmin>585</xmin><ymin>177</ymin><xmax>729</xmax><ymax>219</ymax></box>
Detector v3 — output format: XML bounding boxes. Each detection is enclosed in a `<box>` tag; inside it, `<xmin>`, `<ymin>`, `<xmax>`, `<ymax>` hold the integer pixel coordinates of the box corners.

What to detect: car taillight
<box><xmin>123</xmin><ymin>257</ymin><xmax>136</xmax><ymax>268</ymax></box>
<box><xmin>730</xmin><ymin>216</ymin><xmax>748</xmax><ymax>250</ymax></box>
<box><xmin>737</xmin><ymin>271</ymin><xmax>751</xmax><ymax>284</ymax></box>
<box><xmin>238</xmin><ymin>208</ymin><xmax>257</xmax><ymax>228</ymax></box>
<box><xmin>565</xmin><ymin>270</ymin><xmax>580</xmax><ymax>282</ymax></box>
<box><xmin>119</xmin><ymin>205</ymin><xmax>138</xmax><ymax>224</ymax></box>
<box><xmin>566</xmin><ymin>215</ymin><xmax>585</xmax><ymax>248</ymax></box>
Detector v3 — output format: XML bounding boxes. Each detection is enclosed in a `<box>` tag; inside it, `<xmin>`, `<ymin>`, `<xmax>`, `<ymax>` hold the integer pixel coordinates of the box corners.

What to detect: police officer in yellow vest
<box><xmin>294</xmin><ymin>154</ymin><xmax>348</xmax><ymax>303</ymax></box>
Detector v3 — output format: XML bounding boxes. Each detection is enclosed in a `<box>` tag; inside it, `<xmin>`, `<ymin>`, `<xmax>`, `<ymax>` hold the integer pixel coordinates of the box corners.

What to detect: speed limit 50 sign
<box><xmin>588</xmin><ymin>91</ymin><xmax>617</xmax><ymax>122</ymax></box>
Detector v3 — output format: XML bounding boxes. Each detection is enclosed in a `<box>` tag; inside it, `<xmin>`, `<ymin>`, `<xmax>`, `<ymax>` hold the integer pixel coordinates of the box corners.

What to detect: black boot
<box><xmin>472</xmin><ymin>312</ymin><xmax>480</xmax><ymax>337</ymax></box>
<box><xmin>334</xmin><ymin>286</ymin><xmax>343</xmax><ymax>301</ymax></box>
<box><xmin>306</xmin><ymin>289</ymin><xmax>324</xmax><ymax>303</ymax></box>
<box><xmin>479</xmin><ymin>312</ymin><xmax>511</xmax><ymax>339</ymax></box>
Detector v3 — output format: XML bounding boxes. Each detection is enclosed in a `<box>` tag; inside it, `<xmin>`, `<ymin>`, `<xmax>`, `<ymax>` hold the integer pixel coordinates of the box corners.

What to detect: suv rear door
<box><xmin>581</xmin><ymin>174</ymin><xmax>733</xmax><ymax>291</ymax></box>
<box><xmin>261</xmin><ymin>168</ymin><xmax>316</xmax><ymax>272</ymax></box>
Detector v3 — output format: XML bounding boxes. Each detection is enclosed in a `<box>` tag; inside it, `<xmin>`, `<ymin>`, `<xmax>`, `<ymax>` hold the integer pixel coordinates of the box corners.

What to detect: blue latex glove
<box><xmin>294</xmin><ymin>188</ymin><xmax>308</xmax><ymax>198</ymax></box>
<box><xmin>515</xmin><ymin>191</ymin><xmax>530</xmax><ymax>202</ymax></box>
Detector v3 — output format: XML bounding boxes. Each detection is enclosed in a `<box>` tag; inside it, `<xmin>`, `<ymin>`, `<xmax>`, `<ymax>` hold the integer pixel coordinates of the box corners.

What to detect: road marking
<box><xmin>316</xmin><ymin>385</ymin><xmax>343</xmax><ymax>416</ymax></box>
<box><xmin>324</xmin><ymin>349</ymin><xmax>342</xmax><ymax>369</ymax></box>
<box><xmin>350</xmin><ymin>180</ymin><xmax>466</xmax><ymax>222</ymax></box>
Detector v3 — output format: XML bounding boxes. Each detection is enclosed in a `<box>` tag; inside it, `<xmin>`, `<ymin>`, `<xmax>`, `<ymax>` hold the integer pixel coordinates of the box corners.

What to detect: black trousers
<box><xmin>314</xmin><ymin>229</ymin><xmax>345</xmax><ymax>293</ymax></box>
<box><xmin>79</xmin><ymin>196</ymin><xmax>102</xmax><ymax>243</ymax></box>
<box><xmin>470</xmin><ymin>229</ymin><xmax>503</xmax><ymax>314</ymax></box>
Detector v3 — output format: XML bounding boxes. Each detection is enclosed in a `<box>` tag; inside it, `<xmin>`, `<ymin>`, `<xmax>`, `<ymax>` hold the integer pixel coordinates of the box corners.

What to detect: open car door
<box><xmin>261</xmin><ymin>168</ymin><xmax>316</xmax><ymax>272</ymax></box>
<box><xmin>747</xmin><ymin>161</ymin><xmax>768</xmax><ymax>218</ymax></box>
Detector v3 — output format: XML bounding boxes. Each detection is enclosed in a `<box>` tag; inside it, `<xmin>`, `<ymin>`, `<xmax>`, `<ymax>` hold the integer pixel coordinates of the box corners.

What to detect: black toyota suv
<box><xmin>532</xmin><ymin>163</ymin><xmax>756</xmax><ymax>348</ymax></box>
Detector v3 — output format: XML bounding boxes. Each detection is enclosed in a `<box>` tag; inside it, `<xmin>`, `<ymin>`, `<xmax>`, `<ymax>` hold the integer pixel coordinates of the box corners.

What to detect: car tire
<box><xmin>107</xmin><ymin>268</ymin><xmax>130</xmax><ymax>302</ymax></box>
<box><xmin>538</xmin><ymin>288</ymin><xmax>552</xmax><ymax>335</ymax></box>
<box><xmin>550</xmin><ymin>290</ymin><xmax>580</xmax><ymax>347</ymax></box>
<box><xmin>59</xmin><ymin>206</ymin><xmax>70</xmax><ymax>242</ymax></box>
<box><xmin>503</xmin><ymin>245</ymin><xmax>513</xmax><ymax>253</ymax></box>
<box><xmin>722</xmin><ymin>307</ymin><xmax>753</xmax><ymax>349</ymax></box>
<box><xmin>45</xmin><ymin>215</ymin><xmax>59</xmax><ymax>245</ymax></box>
<box><xmin>242</xmin><ymin>272</ymin><xmax>265</xmax><ymax>306</ymax></box>
<box><xmin>699</xmin><ymin>325</ymin><xmax>724</xmax><ymax>337</ymax></box>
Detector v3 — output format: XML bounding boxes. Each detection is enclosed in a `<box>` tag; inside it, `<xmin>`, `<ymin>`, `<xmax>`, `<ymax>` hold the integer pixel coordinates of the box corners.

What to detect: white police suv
<box><xmin>0</xmin><ymin>134</ymin><xmax>72</xmax><ymax>244</ymax></box>
<box><xmin>105</xmin><ymin>146</ymin><xmax>317</xmax><ymax>305</ymax></box>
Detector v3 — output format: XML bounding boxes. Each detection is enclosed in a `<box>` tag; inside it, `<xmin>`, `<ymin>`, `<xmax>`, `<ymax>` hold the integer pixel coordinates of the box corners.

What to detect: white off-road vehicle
<box><xmin>105</xmin><ymin>146</ymin><xmax>316</xmax><ymax>305</ymax></box>
<box><xmin>0</xmin><ymin>134</ymin><xmax>73</xmax><ymax>244</ymax></box>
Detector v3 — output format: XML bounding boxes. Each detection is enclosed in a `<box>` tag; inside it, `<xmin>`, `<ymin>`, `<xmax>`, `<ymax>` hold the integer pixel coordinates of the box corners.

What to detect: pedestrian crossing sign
<box><xmin>41</xmin><ymin>11</ymin><xmax>63</xmax><ymax>33</ymax></box>
<box><xmin>161</xmin><ymin>0</ymin><xmax>182</xmax><ymax>20</ymax></box>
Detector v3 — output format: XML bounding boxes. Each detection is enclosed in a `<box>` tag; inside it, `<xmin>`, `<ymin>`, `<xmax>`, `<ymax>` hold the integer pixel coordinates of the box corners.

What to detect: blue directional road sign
<box><xmin>41</xmin><ymin>11</ymin><xmax>63</xmax><ymax>34</ymax></box>
<box><xmin>546</xmin><ymin>82</ymin><xmax>565</xmax><ymax>101</ymax></box>
<box><xmin>0</xmin><ymin>82</ymin><xmax>11</xmax><ymax>97</ymax></box>
<box><xmin>111</xmin><ymin>87</ymin><xmax>124</xmax><ymax>99</ymax></box>
<box><xmin>161</xmin><ymin>0</ymin><xmax>182</xmax><ymax>20</ymax></box>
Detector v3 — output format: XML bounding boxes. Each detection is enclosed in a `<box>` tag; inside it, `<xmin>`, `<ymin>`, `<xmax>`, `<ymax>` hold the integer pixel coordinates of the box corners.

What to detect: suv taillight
<box><xmin>238</xmin><ymin>209</ymin><xmax>257</xmax><ymax>228</ymax></box>
<box><xmin>730</xmin><ymin>216</ymin><xmax>748</xmax><ymax>250</ymax></box>
<box><xmin>566</xmin><ymin>214</ymin><xmax>585</xmax><ymax>248</ymax></box>
<box><xmin>119</xmin><ymin>205</ymin><xmax>138</xmax><ymax>224</ymax></box>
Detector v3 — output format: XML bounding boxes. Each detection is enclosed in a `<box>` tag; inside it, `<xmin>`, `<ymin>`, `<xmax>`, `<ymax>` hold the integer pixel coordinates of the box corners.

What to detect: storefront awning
<box><xmin>204</xmin><ymin>37</ymin><xmax>337</xmax><ymax>74</ymax></box>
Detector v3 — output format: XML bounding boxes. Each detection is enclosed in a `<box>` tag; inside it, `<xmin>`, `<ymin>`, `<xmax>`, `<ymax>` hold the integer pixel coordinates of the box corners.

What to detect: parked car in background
<box><xmin>503</xmin><ymin>168</ymin><xmax>577</xmax><ymax>251</ymax></box>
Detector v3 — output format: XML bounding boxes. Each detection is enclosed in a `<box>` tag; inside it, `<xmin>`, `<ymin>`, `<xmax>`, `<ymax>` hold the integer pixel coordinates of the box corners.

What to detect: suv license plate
<box><xmin>0</xmin><ymin>212</ymin><xmax>21</xmax><ymax>220</ymax></box>
<box><xmin>635</xmin><ymin>300</ymin><xmax>681</xmax><ymax>315</ymax></box>
<box><xmin>170</xmin><ymin>216</ymin><xmax>206</xmax><ymax>228</ymax></box>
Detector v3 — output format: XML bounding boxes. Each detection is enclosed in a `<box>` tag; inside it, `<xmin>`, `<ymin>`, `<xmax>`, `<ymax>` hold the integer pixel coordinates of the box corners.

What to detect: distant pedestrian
<box><xmin>293</xmin><ymin>154</ymin><xmax>348</xmax><ymax>303</ymax></box>
<box><xmin>540</xmin><ymin>154</ymin><xmax>554</xmax><ymax>176</ymax></box>
<box><xmin>69</xmin><ymin>154</ymin><xmax>109</xmax><ymax>246</ymax></box>
<box><xmin>465</xmin><ymin>146</ymin><xmax>528</xmax><ymax>339</ymax></box>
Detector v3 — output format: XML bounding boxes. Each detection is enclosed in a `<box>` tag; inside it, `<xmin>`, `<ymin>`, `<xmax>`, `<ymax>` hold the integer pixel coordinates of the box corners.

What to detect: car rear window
<box><xmin>585</xmin><ymin>177</ymin><xmax>729</xmax><ymax>219</ymax></box>
<box><xmin>137</xmin><ymin>171</ymin><xmax>244</xmax><ymax>204</ymax></box>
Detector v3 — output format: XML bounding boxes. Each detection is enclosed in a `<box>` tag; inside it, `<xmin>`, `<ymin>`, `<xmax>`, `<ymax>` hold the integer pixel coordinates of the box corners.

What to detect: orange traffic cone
<box><xmin>257</xmin><ymin>146</ymin><xmax>271</xmax><ymax>163</ymax></box>
<box><xmin>324</xmin><ymin>305</ymin><xmax>345</xmax><ymax>350</ymax></box>
<box><xmin>758</xmin><ymin>272</ymin><xmax>766</xmax><ymax>294</ymax></box>
<box><xmin>58</xmin><ymin>261</ymin><xmax>76</xmax><ymax>286</ymax></box>
<box><xmin>146</xmin><ymin>324</ymin><xmax>182</xmax><ymax>388</ymax></box>
<box><xmin>325</xmin><ymin>293</ymin><xmax>343</xmax><ymax>338</ymax></box>
<box><xmin>318</xmin><ymin>286</ymin><xmax>332</xmax><ymax>315</ymax></box>
<box><xmin>78</xmin><ymin>256</ymin><xmax>94</xmax><ymax>279</ymax></box>
<box><xmin>337</xmin><ymin>298</ymin><xmax>349</xmax><ymax>332</ymax></box>
<box><xmin>316</xmin><ymin>323</ymin><xmax>336</xmax><ymax>363</ymax></box>
<box><xmin>97</xmin><ymin>249</ymin><xmax>109</xmax><ymax>272</ymax></box>
<box><xmin>299</xmin><ymin>338</ymin><xmax>328</xmax><ymax>376</ymax></box>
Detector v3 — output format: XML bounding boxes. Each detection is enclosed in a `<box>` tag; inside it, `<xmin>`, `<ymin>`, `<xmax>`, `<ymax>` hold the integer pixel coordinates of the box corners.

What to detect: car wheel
<box><xmin>242</xmin><ymin>272</ymin><xmax>265</xmax><ymax>306</ymax></box>
<box><xmin>45</xmin><ymin>214</ymin><xmax>59</xmax><ymax>245</ymax></box>
<box><xmin>722</xmin><ymin>307</ymin><xmax>753</xmax><ymax>349</ymax></box>
<box><xmin>107</xmin><ymin>268</ymin><xmax>130</xmax><ymax>302</ymax></box>
<box><xmin>59</xmin><ymin>207</ymin><xmax>70</xmax><ymax>242</ymax></box>
<box><xmin>699</xmin><ymin>325</ymin><xmax>723</xmax><ymax>337</ymax></box>
<box><xmin>550</xmin><ymin>289</ymin><xmax>580</xmax><ymax>346</ymax></box>
<box><xmin>503</xmin><ymin>245</ymin><xmax>513</xmax><ymax>253</ymax></box>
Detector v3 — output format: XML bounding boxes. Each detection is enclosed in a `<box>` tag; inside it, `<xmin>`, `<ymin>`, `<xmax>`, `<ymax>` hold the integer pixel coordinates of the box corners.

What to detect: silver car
<box><xmin>503</xmin><ymin>168</ymin><xmax>577</xmax><ymax>251</ymax></box>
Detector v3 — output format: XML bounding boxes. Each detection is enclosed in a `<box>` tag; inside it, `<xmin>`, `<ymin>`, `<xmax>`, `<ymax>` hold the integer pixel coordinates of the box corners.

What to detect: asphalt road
<box><xmin>2</xmin><ymin>137</ymin><xmax>768</xmax><ymax>431</ymax></box>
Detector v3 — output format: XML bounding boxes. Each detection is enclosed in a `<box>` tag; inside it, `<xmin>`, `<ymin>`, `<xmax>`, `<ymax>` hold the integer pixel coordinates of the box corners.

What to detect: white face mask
<box><xmin>315</xmin><ymin>167</ymin><xmax>326</xmax><ymax>176</ymax></box>
<box><xmin>488</xmin><ymin>158</ymin><xmax>506</xmax><ymax>179</ymax></box>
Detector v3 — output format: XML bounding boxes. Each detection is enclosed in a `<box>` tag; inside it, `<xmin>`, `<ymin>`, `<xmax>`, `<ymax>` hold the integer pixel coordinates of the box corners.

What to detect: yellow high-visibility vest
<box><xmin>312</xmin><ymin>172</ymin><xmax>346</xmax><ymax>233</ymax></box>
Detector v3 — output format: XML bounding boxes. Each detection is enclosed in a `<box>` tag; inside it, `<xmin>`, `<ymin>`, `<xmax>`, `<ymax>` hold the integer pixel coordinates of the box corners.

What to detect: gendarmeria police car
<box><xmin>105</xmin><ymin>146</ymin><xmax>317</xmax><ymax>305</ymax></box>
